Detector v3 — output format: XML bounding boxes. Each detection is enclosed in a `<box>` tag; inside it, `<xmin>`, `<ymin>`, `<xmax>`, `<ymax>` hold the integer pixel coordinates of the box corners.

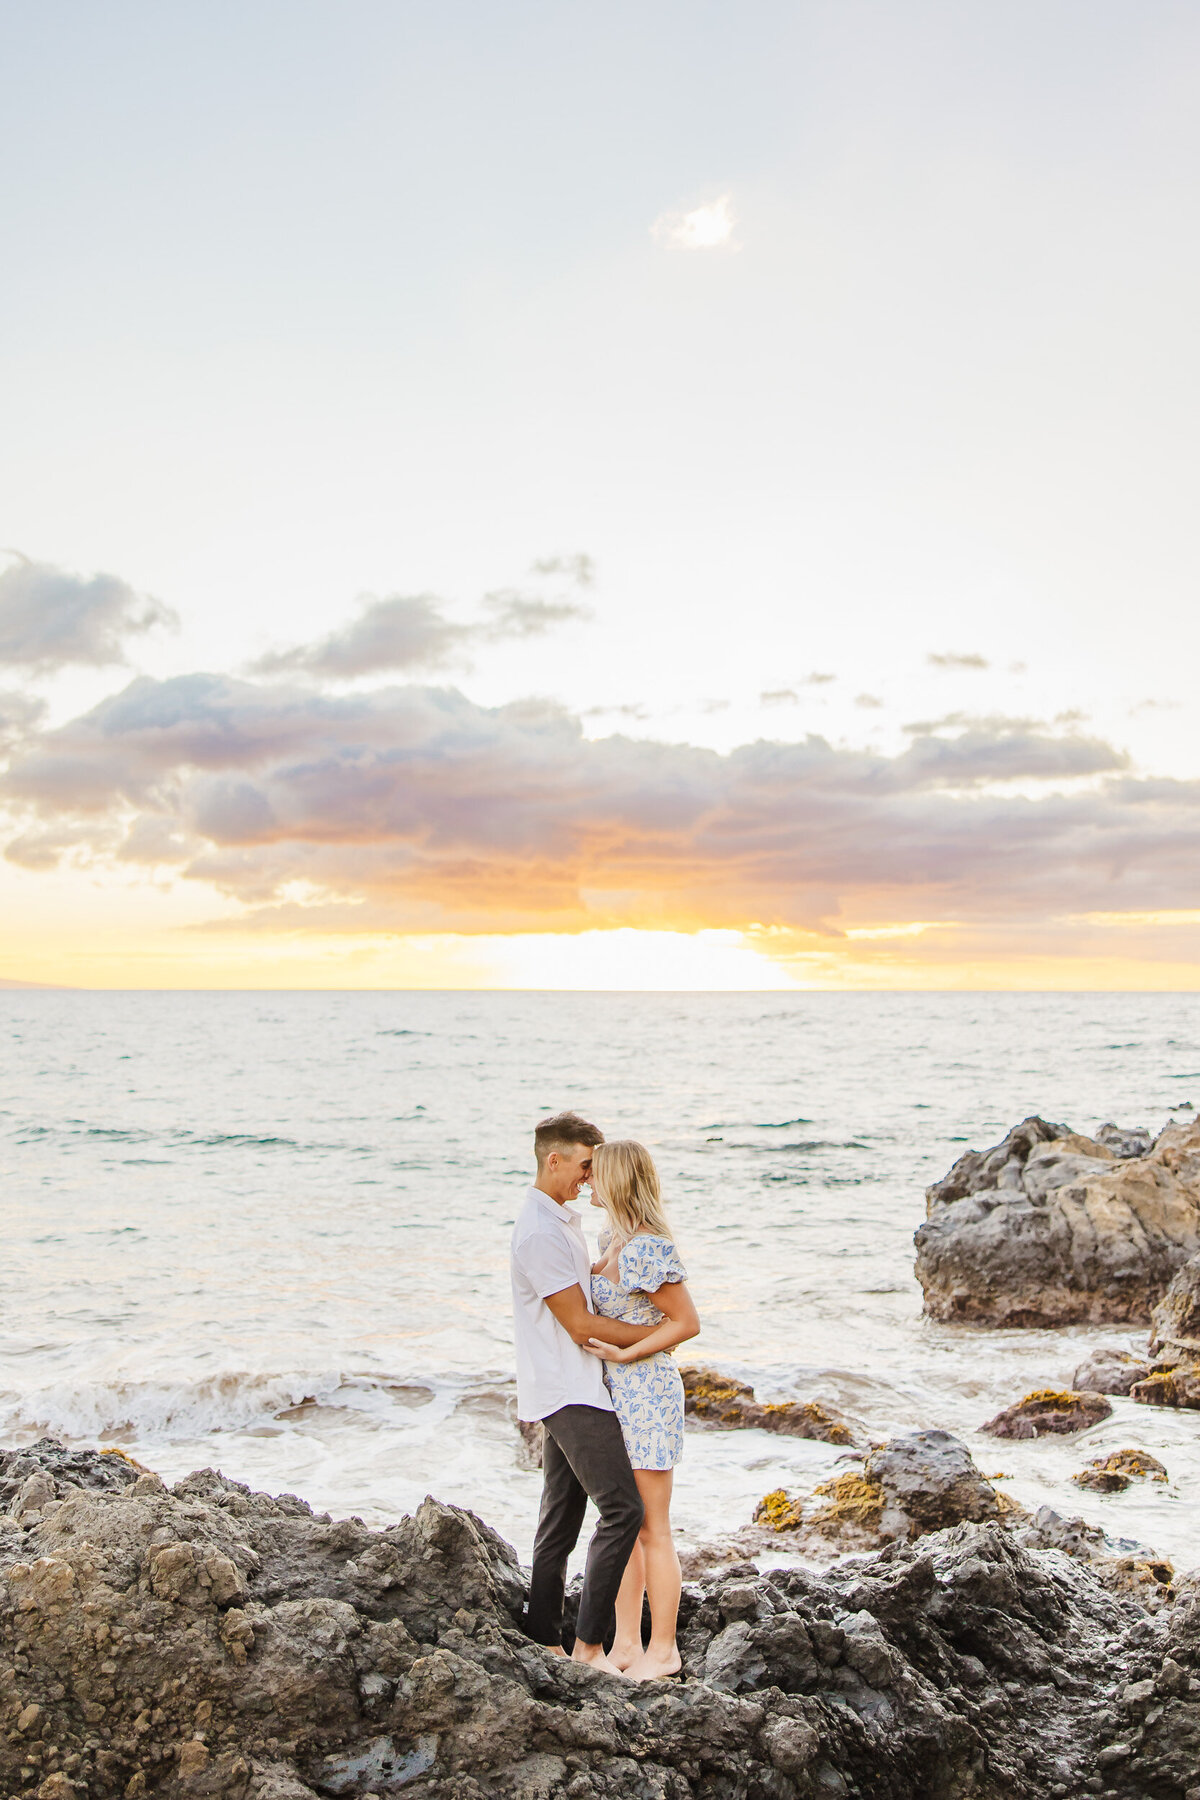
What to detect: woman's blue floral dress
<box><xmin>591</xmin><ymin>1231</ymin><xmax>687</xmax><ymax>1470</ymax></box>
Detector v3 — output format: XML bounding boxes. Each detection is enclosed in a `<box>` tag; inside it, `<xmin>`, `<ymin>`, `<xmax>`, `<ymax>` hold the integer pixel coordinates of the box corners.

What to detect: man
<box><xmin>511</xmin><ymin>1110</ymin><xmax>656</xmax><ymax>1673</ymax></box>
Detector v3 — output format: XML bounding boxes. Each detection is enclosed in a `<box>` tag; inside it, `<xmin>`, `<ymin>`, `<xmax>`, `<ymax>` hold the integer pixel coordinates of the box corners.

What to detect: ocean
<box><xmin>4</xmin><ymin>989</ymin><xmax>1200</xmax><ymax>1573</ymax></box>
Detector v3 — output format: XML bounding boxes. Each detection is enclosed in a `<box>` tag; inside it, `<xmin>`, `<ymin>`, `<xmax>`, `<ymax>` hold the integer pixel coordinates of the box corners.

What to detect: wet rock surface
<box><xmin>915</xmin><ymin>1116</ymin><xmax>1200</xmax><ymax>1326</ymax></box>
<box><xmin>1072</xmin><ymin>1450</ymin><xmax>1169</xmax><ymax>1495</ymax></box>
<box><xmin>3</xmin><ymin>1440</ymin><xmax>1200</xmax><ymax>1799</ymax></box>
<box><xmin>1071</xmin><ymin>1350</ymin><xmax>1153</xmax><ymax>1396</ymax></box>
<box><xmin>680</xmin><ymin>1367</ymin><xmax>856</xmax><ymax>1445</ymax></box>
<box><xmin>1149</xmin><ymin>1252</ymin><xmax>1200</xmax><ymax>1357</ymax></box>
<box><xmin>980</xmin><ymin>1389</ymin><xmax>1114</xmax><ymax>1440</ymax></box>
<box><xmin>713</xmin><ymin>1431</ymin><xmax>1174</xmax><ymax>1616</ymax></box>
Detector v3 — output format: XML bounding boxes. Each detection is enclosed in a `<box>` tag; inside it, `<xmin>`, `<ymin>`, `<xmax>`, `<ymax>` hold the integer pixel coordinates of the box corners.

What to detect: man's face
<box><xmin>547</xmin><ymin>1143</ymin><xmax>593</xmax><ymax>1203</ymax></box>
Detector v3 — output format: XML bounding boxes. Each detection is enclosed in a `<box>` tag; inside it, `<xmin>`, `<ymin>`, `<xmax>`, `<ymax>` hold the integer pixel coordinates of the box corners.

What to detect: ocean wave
<box><xmin>0</xmin><ymin>1370</ymin><xmax>351</xmax><ymax>1442</ymax></box>
<box><xmin>0</xmin><ymin>1368</ymin><xmax>517</xmax><ymax>1445</ymax></box>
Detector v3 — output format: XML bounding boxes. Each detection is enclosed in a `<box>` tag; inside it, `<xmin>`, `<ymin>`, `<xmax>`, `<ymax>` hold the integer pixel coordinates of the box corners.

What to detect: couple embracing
<box><xmin>510</xmin><ymin>1111</ymin><xmax>700</xmax><ymax>1681</ymax></box>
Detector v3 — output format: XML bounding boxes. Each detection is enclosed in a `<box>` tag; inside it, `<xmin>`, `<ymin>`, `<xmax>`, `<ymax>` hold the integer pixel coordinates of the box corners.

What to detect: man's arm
<box><xmin>544</xmin><ymin>1284</ymin><xmax>658</xmax><ymax>1349</ymax></box>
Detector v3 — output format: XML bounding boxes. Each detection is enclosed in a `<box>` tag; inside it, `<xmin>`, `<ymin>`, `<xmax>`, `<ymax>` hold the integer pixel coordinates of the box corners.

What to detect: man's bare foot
<box><xmin>627</xmin><ymin>1646</ymin><xmax>682</xmax><ymax>1682</ymax></box>
<box><xmin>610</xmin><ymin>1640</ymin><xmax>642</xmax><ymax>1672</ymax></box>
<box><xmin>571</xmin><ymin>1641</ymin><xmax>631</xmax><ymax>1678</ymax></box>
<box><xmin>541</xmin><ymin>1644</ymin><xmax>567</xmax><ymax>1657</ymax></box>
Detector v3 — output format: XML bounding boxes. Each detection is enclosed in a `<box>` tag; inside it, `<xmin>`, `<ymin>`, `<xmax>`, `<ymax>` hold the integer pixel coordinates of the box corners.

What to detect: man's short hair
<box><xmin>534</xmin><ymin>1111</ymin><xmax>604</xmax><ymax>1167</ymax></box>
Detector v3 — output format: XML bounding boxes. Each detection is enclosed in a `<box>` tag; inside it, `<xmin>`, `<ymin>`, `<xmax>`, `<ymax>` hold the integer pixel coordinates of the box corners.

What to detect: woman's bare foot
<box><xmin>571</xmin><ymin>1641</ymin><xmax>631</xmax><ymax>1678</ymax></box>
<box><xmin>609</xmin><ymin>1639</ymin><xmax>642</xmax><ymax>1672</ymax></box>
<box><xmin>627</xmin><ymin>1645</ymin><xmax>682</xmax><ymax>1682</ymax></box>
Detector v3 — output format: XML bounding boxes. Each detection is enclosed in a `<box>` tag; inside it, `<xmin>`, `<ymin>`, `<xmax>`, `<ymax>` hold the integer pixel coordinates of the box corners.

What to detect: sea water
<box><xmin>4</xmin><ymin>990</ymin><xmax>1200</xmax><ymax>1571</ymax></box>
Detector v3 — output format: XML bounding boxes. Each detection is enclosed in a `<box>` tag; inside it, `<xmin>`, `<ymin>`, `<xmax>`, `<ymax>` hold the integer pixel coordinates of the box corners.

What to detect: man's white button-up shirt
<box><xmin>510</xmin><ymin>1185</ymin><xmax>615</xmax><ymax>1423</ymax></box>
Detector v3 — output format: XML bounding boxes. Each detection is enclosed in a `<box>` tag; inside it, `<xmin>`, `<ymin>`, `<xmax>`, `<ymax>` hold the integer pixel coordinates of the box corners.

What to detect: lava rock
<box><xmin>1072</xmin><ymin>1349</ymin><xmax>1153</xmax><ymax>1395</ymax></box>
<box><xmin>866</xmin><ymin>1429</ymin><xmax>1002</xmax><ymax>1537</ymax></box>
<box><xmin>1132</xmin><ymin>1363</ymin><xmax>1200</xmax><ymax>1409</ymax></box>
<box><xmin>916</xmin><ymin>1117</ymin><xmax>1200</xmax><ymax>1326</ymax></box>
<box><xmin>680</xmin><ymin>1366</ymin><xmax>855</xmax><ymax>1444</ymax></box>
<box><xmin>1073</xmin><ymin>1450</ymin><xmax>1169</xmax><ymax>1494</ymax></box>
<box><xmin>0</xmin><ymin>1437</ymin><xmax>1190</xmax><ymax>1799</ymax></box>
<box><xmin>1149</xmin><ymin>1251</ymin><xmax>1200</xmax><ymax>1355</ymax></box>
<box><xmin>980</xmin><ymin>1388</ymin><xmax>1113</xmax><ymax>1438</ymax></box>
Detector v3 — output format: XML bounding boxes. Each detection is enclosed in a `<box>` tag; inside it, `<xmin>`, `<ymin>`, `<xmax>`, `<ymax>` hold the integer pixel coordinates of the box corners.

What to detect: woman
<box><xmin>583</xmin><ymin>1139</ymin><xmax>700</xmax><ymax>1682</ymax></box>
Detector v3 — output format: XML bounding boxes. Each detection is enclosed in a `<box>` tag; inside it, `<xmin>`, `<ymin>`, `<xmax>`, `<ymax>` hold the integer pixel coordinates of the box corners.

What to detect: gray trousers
<box><xmin>526</xmin><ymin>1403</ymin><xmax>644</xmax><ymax>1648</ymax></box>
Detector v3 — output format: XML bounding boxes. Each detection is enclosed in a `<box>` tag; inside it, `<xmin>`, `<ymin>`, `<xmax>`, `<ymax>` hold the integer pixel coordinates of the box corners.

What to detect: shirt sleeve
<box><xmin>618</xmin><ymin>1235</ymin><xmax>688</xmax><ymax>1294</ymax></box>
<box><xmin>515</xmin><ymin>1227</ymin><xmax>584</xmax><ymax>1300</ymax></box>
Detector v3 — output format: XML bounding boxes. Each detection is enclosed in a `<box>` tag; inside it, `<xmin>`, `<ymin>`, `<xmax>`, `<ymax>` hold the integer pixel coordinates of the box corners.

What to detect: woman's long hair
<box><xmin>590</xmin><ymin>1139</ymin><xmax>672</xmax><ymax>1243</ymax></box>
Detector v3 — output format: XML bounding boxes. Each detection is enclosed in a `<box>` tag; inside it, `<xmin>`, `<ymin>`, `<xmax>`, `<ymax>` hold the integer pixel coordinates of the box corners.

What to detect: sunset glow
<box><xmin>2</xmin><ymin>6</ymin><xmax>1198</xmax><ymax>990</ymax></box>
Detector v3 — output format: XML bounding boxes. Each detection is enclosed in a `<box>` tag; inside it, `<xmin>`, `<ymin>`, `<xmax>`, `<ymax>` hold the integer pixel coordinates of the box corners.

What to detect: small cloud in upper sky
<box><xmin>252</xmin><ymin>555</ymin><xmax>592</xmax><ymax>680</ymax></box>
<box><xmin>1009</xmin><ymin>660</ymin><xmax>1028</xmax><ymax>674</ymax></box>
<box><xmin>700</xmin><ymin>698</ymin><xmax>731</xmax><ymax>714</ymax></box>
<box><xmin>652</xmin><ymin>194</ymin><xmax>737</xmax><ymax>251</ymax></box>
<box><xmin>530</xmin><ymin>553</ymin><xmax>595</xmax><ymax>587</ymax></box>
<box><xmin>583</xmin><ymin>702</ymin><xmax>649</xmax><ymax>721</ymax></box>
<box><xmin>903</xmin><ymin>711</ymin><xmax>1041</xmax><ymax>735</ymax></box>
<box><xmin>760</xmin><ymin>688</ymin><xmax>798</xmax><ymax>706</ymax></box>
<box><xmin>803</xmin><ymin>672</ymin><xmax>836</xmax><ymax>686</ymax></box>
<box><xmin>928</xmin><ymin>651</ymin><xmax>990</xmax><ymax>671</ymax></box>
<box><xmin>855</xmin><ymin>693</ymin><xmax>884</xmax><ymax>709</ymax></box>
<box><xmin>481</xmin><ymin>589</ymin><xmax>592</xmax><ymax>639</ymax></box>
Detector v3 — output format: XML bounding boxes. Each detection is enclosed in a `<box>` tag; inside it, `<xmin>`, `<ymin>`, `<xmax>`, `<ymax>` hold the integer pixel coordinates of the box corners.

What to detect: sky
<box><xmin>2</xmin><ymin>0</ymin><xmax>1199</xmax><ymax>989</ymax></box>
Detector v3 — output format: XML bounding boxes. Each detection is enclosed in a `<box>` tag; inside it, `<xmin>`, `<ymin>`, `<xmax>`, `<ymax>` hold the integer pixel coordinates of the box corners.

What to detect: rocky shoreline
<box><xmin>4</xmin><ymin>1435</ymin><xmax>1200</xmax><ymax>1800</ymax></box>
<box><xmin>7</xmin><ymin>1114</ymin><xmax>1200</xmax><ymax>1799</ymax></box>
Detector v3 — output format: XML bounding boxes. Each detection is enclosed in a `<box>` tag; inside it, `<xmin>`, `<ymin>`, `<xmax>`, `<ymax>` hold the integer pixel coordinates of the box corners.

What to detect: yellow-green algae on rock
<box><xmin>680</xmin><ymin>1365</ymin><xmax>856</xmax><ymax>1444</ymax></box>
<box><xmin>752</xmin><ymin>1488</ymin><xmax>805</xmax><ymax>1531</ymax></box>
<box><xmin>1072</xmin><ymin>1449</ymin><xmax>1169</xmax><ymax>1493</ymax></box>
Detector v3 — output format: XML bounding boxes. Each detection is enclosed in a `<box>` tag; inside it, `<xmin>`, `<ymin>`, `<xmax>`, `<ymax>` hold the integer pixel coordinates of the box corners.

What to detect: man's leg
<box><xmin>541</xmin><ymin>1405</ymin><xmax>644</xmax><ymax>1655</ymax></box>
<box><xmin>526</xmin><ymin>1425</ymin><xmax>589</xmax><ymax>1647</ymax></box>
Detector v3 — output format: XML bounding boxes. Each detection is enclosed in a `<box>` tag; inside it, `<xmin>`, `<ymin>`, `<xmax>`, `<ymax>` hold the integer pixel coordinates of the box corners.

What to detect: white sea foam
<box><xmin>0</xmin><ymin>1369</ymin><xmax>352</xmax><ymax>1443</ymax></box>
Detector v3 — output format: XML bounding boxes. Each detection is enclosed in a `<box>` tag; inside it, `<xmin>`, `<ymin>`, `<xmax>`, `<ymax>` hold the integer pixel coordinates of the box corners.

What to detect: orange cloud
<box><xmin>1</xmin><ymin>667</ymin><xmax>1191</xmax><ymax>963</ymax></box>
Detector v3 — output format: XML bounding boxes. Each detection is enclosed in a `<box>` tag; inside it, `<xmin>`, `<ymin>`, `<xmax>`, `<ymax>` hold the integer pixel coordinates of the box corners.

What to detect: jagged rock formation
<box><xmin>1</xmin><ymin>1437</ymin><xmax>1197</xmax><ymax>1799</ymax></box>
<box><xmin>680</xmin><ymin>1367</ymin><xmax>856</xmax><ymax>1445</ymax></box>
<box><xmin>731</xmin><ymin>1433</ymin><xmax>1173</xmax><ymax>1611</ymax></box>
<box><xmin>915</xmin><ymin>1116</ymin><xmax>1200</xmax><ymax>1326</ymax></box>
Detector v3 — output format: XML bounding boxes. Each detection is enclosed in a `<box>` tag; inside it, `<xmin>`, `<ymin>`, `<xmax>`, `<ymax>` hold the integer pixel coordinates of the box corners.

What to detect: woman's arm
<box><xmin>582</xmin><ymin>1280</ymin><xmax>699</xmax><ymax>1363</ymax></box>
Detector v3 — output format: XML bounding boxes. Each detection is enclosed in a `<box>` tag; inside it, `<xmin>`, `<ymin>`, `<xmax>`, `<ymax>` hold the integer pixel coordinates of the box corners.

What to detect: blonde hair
<box><xmin>590</xmin><ymin>1140</ymin><xmax>673</xmax><ymax>1244</ymax></box>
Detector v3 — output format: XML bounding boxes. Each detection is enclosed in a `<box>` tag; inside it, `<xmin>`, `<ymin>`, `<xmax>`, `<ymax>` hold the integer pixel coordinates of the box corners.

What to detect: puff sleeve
<box><xmin>618</xmin><ymin>1235</ymin><xmax>688</xmax><ymax>1294</ymax></box>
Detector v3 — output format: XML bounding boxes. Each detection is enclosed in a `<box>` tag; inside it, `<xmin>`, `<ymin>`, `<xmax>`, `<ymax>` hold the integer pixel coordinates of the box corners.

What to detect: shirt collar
<box><xmin>528</xmin><ymin>1184</ymin><xmax>584</xmax><ymax>1228</ymax></box>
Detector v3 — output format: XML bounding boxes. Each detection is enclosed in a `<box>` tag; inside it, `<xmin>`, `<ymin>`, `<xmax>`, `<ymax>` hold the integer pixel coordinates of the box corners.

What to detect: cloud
<box><xmin>252</xmin><ymin>557</ymin><xmax>592</xmax><ymax>679</ymax></box>
<box><xmin>854</xmin><ymin>694</ymin><xmax>884</xmax><ymax>709</ymax></box>
<box><xmin>652</xmin><ymin>195</ymin><xmax>737</xmax><ymax>251</ymax></box>
<box><xmin>0</xmin><ymin>553</ymin><xmax>176</xmax><ymax>673</ymax></box>
<box><xmin>0</xmin><ymin>691</ymin><xmax>46</xmax><ymax>757</ymax></box>
<box><xmin>927</xmin><ymin>652</ymin><xmax>990</xmax><ymax>671</ymax></box>
<box><xmin>529</xmin><ymin>554</ymin><xmax>595</xmax><ymax>587</ymax></box>
<box><xmin>253</xmin><ymin>594</ymin><xmax>469</xmax><ymax>679</ymax></box>
<box><xmin>583</xmin><ymin>703</ymin><xmax>649</xmax><ymax>721</ymax></box>
<box><xmin>2</xmin><ymin>669</ymin><xmax>1182</xmax><ymax>938</ymax></box>
<box><xmin>480</xmin><ymin>589</ymin><xmax>591</xmax><ymax>639</ymax></box>
<box><xmin>803</xmin><ymin>672</ymin><xmax>836</xmax><ymax>686</ymax></box>
<box><xmin>760</xmin><ymin>689</ymin><xmax>798</xmax><ymax>705</ymax></box>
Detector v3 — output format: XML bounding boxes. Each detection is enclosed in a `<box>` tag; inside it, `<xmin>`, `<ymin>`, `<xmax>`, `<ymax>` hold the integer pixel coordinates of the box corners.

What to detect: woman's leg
<box><xmin>627</xmin><ymin>1469</ymin><xmax>681</xmax><ymax>1679</ymax></box>
<box><xmin>610</xmin><ymin>1538</ymin><xmax>646</xmax><ymax>1669</ymax></box>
